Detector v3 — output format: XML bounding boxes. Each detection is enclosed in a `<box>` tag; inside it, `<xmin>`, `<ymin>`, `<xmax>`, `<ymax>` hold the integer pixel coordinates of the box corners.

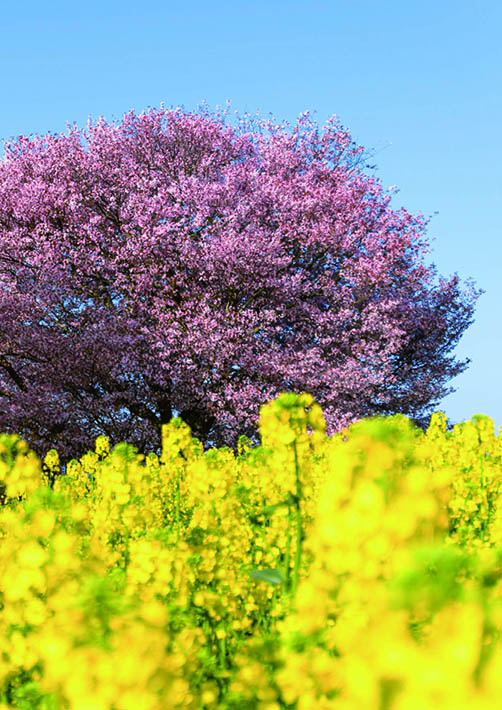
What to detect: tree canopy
<box><xmin>0</xmin><ymin>107</ymin><xmax>483</xmax><ymax>460</ymax></box>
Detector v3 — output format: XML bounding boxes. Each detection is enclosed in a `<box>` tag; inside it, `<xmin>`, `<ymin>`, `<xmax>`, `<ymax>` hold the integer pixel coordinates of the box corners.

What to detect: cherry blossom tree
<box><xmin>0</xmin><ymin>106</ymin><xmax>483</xmax><ymax>460</ymax></box>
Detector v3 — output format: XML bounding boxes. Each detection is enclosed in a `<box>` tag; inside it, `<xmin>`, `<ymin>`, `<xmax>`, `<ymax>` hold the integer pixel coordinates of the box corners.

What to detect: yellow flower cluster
<box><xmin>275</xmin><ymin>410</ymin><xmax>502</xmax><ymax>710</ymax></box>
<box><xmin>0</xmin><ymin>396</ymin><xmax>501</xmax><ymax>710</ymax></box>
<box><xmin>0</xmin><ymin>434</ymin><xmax>45</xmax><ymax>503</ymax></box>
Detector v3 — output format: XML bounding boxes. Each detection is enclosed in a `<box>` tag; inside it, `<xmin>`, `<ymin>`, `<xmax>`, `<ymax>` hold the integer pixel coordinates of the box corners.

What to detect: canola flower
<box><xmin>0</xmin><ymin>394</ymin><xmax>501</xmax><ymax>709</ymax></box>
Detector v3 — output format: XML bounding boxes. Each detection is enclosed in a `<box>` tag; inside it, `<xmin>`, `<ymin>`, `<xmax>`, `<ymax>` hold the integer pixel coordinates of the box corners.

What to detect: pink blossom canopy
<box><xmin>0</xmin><ymin>106</ymin><xmax>483</xmax><ymax>460</ymax></box>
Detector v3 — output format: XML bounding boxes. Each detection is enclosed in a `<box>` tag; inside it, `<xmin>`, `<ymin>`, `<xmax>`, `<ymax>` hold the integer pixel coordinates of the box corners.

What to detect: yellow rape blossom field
<box><xmin>1</xmin><ymin>392</ymin><xmax>502</xmax><ymax>709</ymax></box>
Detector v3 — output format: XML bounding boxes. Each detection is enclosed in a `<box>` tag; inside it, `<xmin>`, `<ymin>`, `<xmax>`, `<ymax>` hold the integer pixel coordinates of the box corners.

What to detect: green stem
<box><xmin>219</xmin><ymin>637</ymin><xmax>227</xmax><ymax>669</ymax></box>
<box><xmin>123</xmin><ymin>455</ymin><xmax>130</xmax><ymax>569</ymax></box>
<box><xmin>176</xmin><ymin>466</ymin><xmax>181</xmax><ymax>543</ymax></box>
<box><xmin>284</xmin><ymin>503</ymin><xmax>292</xmax><ymax>593</ymax></box>
<box><xmin>124</xmin><ymin>523</ymin><xmax>130</xmax><ymax>569</ymax></box>
<box><xmin>479</xmin><ymin>454</ymin><xmax>489</xmax><ymax>539</ymax></box>
<box><xmin>291</xmin><ymin>440</ymin><xmax>303</xmax><ymax>601</ymax></box>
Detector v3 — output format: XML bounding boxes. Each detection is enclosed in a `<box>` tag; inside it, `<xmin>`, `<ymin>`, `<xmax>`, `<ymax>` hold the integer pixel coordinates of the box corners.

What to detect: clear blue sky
<box><xmin>1</xmin><ymin>0</ymin><xmax>500</xmax><ymax>435</ymax></box>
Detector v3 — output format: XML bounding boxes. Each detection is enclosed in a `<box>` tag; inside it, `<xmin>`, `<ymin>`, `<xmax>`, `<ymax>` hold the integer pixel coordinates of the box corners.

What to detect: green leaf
<box><xmin>249</xmin><ymin>568</ymin><xmax>285</xmax><ymax>585</ymax></box>
<box><xmin>258</xmin><ymin>493</ymin><xmax>298</xmax><ymax>516</ymax></box>
<box><xmin>249</xmin><ymin>497</ymin><xmax>292</xmax><ymax>526</ymax></box>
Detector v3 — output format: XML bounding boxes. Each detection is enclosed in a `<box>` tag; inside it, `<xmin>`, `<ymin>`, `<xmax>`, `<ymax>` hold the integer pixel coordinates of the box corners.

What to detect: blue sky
<box><xmin>1</xmin><ymin>0</ymin><xmax>500</xmax><ymax>435</ymax></box>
